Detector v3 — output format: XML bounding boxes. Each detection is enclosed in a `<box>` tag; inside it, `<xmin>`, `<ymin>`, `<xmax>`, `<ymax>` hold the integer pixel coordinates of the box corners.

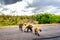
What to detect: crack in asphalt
<box><xmin>33</xmin><ymin>35</ymin><xmax>60</xmax><ymax>40</ymax></box>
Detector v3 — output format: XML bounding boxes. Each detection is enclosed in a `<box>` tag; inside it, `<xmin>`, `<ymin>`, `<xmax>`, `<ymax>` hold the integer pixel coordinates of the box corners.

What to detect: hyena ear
<box><xmin>39</xmin><ymin>29</ymin><xmax>42</xmax><ymax>32</ymax></box>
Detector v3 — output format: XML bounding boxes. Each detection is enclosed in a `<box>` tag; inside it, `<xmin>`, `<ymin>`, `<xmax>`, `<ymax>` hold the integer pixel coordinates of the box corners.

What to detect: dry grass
<box><xmin>0</xmin><ymin>25</ymin><xmax>18</xmax><ymax>29</ymax></box>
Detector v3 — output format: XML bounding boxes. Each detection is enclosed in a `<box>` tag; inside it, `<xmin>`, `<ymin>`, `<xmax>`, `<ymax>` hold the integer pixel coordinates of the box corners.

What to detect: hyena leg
<box><xmin>26</xmin><ymin>28</ymin><xmax>29</xmax><ymax>32</ymax></box>
<box><xmin>37</xmin><ymin>33</ymin><xmax>40</xmax><ymax>36</ymax></box>
<box><xmin>35</xmin><ymin>31</ymin><xmax>40</xmax><ymax>36</ymax></box>
<box><xmin>29</xmin><ymin>28</ymin><xmax>32</xmax><ymax>32</ymax></box>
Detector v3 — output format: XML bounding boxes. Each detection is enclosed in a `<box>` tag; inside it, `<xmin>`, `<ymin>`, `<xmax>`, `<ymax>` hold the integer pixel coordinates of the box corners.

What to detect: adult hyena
<box><xmin>19</xmin><ymin>24</ymin><xmax>23</xmax><ymax>31</ymax></box>
<box><xmin>24</xmin><ymin>25</ymin><xmax>33</xmax><ymax>32</ymax></box>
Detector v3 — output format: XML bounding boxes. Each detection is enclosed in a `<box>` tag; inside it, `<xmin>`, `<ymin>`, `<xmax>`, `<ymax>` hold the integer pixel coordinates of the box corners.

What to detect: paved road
<box><xmin>0</xmin><ymin>24</ymin><xmax>60</xmax><ymax>40</ymax></box>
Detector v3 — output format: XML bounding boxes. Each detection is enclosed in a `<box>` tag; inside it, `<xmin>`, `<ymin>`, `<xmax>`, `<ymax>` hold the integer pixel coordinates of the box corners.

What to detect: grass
<box><xmin>0</xmin><ymin>25</ymin><xmax>18</xmax><ymax>29</ymax></box>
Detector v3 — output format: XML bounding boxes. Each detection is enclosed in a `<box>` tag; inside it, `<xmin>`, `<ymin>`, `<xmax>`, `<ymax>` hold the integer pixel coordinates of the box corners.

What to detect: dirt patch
<box><xmin>0</xmin><ymin>24</ymin><xmax>60</xmax><ymax>29</ymax></box>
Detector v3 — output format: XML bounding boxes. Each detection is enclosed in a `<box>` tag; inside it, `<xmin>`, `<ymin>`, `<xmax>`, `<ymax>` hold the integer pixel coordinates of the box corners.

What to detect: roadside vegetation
<box><xmin>0</xmin><ymin>13</ymin><xmax>60</xmax><ymax>27</ymax></box>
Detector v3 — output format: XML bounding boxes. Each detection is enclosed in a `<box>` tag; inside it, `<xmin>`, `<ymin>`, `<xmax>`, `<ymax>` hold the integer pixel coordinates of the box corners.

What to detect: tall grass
<box><xmin>0</xmin><ymin>13</ymin><xmax>60</xmax><ymax>26</ymax></box>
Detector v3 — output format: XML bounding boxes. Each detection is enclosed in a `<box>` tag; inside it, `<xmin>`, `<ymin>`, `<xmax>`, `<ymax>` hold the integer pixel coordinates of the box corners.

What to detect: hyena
<box><xmin>23</xmin><ymin>24</ymin><xmax>33</xmax><ymax>32</ymax></box>
<box><xmin>19</xmin><ymin>24</ymin><xmax>23</xmax><ymax>31</ymax></box>
<box><xmin>32</xmin><ymin>26</ymin><xmax>42</xmax><ymax>36</ymax></box>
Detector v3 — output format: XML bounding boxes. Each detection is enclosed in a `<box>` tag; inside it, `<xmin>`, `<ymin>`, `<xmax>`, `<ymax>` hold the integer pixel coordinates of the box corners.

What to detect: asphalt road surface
<box><xmin>0</xmin><ymin>24</ymin><xmax>60</xmax><ymax>40</ymax></box>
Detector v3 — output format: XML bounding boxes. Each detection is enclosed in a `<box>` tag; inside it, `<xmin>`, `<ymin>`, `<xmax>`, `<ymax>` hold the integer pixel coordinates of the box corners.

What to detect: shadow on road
<box><xmin>33</xmin><ymin>36</ymin><xmax>60</xmax><ymax>40</ymax></box>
